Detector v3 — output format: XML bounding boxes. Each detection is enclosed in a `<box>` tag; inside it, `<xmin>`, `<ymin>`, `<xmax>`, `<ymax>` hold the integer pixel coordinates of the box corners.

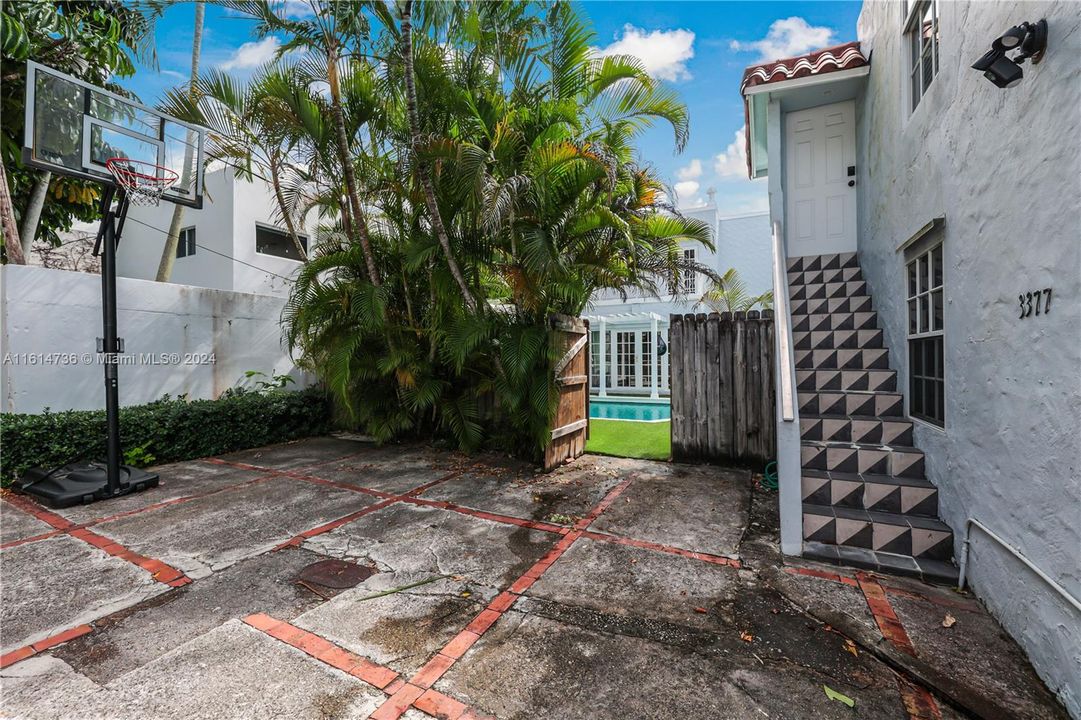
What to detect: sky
<box><xmin>119</xmin><ymin>1</ymin><xmax>863</xmax><ymax>218</ymax></box>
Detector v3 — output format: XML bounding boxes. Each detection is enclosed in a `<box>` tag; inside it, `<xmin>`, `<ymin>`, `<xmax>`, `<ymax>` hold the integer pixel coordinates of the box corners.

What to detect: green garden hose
<box><xmin>762</xmin><ymin>461</ymin><xmax>779</xmax><ymax>490</ymax></box>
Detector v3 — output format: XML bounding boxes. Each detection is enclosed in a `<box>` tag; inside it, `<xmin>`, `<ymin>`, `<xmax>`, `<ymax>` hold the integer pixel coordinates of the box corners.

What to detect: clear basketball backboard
<box><xmin>22</xmin><ymin>61</ymin><xmax>206</xmax><ymax>209</ymax></box>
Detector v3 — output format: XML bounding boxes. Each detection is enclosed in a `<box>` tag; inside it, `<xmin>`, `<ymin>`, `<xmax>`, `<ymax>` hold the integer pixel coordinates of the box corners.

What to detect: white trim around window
<box><xmin>903</xmin><ymin>0</ymin><xmax>940</xmax><ymax>113</ymax></box>
<box><xmin>906</xmin><ymin>243</ymin><xmax>945</xmax><ymax>427</ymax></box>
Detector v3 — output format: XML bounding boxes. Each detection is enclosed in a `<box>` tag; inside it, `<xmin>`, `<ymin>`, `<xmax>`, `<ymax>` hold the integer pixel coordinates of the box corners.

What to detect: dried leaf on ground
<box><xmin>942</xmin><ymin>613</ymin><xmax>956</xmax><ymax>628</ymax></box>
<box><xmin>823</xmin><ymin>685</ymin><xmax>855</xmax><ymax>707</ymax></box>
<box><xmin>740</xmin><ymin>630</ymin><xmax>755</xmax><ymax>643</ymax></box>
<box><xmin>843</xmin><ymin>639</ymin><xmax>858</xmax><ymax>657</ymax></box>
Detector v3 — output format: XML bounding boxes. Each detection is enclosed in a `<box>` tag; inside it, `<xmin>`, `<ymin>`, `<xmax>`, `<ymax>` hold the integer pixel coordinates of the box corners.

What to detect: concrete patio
<box><xmin>0</xmin><ymin>436</ymin><xmax>1066</xmax><ymax>719</ymax></box>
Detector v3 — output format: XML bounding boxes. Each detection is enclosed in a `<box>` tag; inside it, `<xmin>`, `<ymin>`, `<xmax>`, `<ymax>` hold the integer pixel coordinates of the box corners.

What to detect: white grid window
<box><xmin>616</xmin><ymin>331</ymin><xmax>635</xmax><ymax>388</ymax></box>
<box><xmin>590</xmin><ymin>330</ymin><xmax>600</xmax><ymax>388</ymax></box>
<box><xmin>641</xmin><ymin>331</ymin><xmax>652</xmax><ymax>387</ymax></box>
<box><xmin>906</xmin><ymin>244</ymin><xmax>944</xmax><ymax>426</ymax></box>
<box><xmin>682</xmin><ymin>248</ymin><xmax>696</xmax><ymax>294</ymax></box>
<box><xmin>905</xmin><ymin>0</ymin><xmax>939</xmax><ymax>112</ymax></box>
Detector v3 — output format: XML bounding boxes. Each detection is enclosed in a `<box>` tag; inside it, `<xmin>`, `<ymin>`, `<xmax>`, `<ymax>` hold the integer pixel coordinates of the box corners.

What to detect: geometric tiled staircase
<box><xmin>788</xmin><ymin>252</ymin><xmax>958</xmax><ymax>584</ymax></box>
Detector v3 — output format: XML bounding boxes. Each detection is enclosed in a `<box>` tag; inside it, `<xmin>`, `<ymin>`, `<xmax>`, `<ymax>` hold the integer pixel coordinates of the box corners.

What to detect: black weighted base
<box><xmin>18</xmin><ymin>463</ymin><xmax>160</xmax><ymax>509</ymax></box>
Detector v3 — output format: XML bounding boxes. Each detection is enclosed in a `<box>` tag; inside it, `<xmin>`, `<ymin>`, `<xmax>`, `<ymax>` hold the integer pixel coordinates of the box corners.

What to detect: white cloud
<box><xmin>714</xmin><ymin>125</ymin><xmax>749</xmax><ymax>178</ymax></box>
<box><xmin>594</xmin><ymin>25</ymin><xmax>695</xmax><ymax>82</ymax></box>
<box><xmin>219</xmin><ymin>36</ymin><xmax>281</xmax><ymax>71</ymax></box>
<box><xmin>674</xmin><ymin>180</ymin><xmax>702</xmax><ymax>207</ymax></box>
<box><xmin>729</xmin><ymin>17</ymin><xmax>834</xmax><ymax>62</ymax></box>
<box><xmin>676</xmin><ymin>158</ymin><xmax>703</xmax><ymax>181</ymax></box>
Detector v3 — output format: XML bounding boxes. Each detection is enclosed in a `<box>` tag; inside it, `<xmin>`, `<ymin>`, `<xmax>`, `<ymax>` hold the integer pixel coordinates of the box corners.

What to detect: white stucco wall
<box><xmin>1</xmin><ymin>265</ymin><xmax>311</xmax><ymax>414</ymax></box>
<box><xmin>115</xmin><ymin>167</ymin><xmax>317</xmax><ymax>298</ymax></box>
<box><xmin>856</xmin><ymin>1</ymin><xmax>1081</xmax><ymax>713</ymax></box>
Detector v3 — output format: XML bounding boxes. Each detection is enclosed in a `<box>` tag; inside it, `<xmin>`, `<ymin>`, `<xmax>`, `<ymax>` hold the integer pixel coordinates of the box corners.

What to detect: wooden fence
<box><xmin>670</xmin><ymin>311</ymin><xmax>775</xmax><ymax>465</ymax></box>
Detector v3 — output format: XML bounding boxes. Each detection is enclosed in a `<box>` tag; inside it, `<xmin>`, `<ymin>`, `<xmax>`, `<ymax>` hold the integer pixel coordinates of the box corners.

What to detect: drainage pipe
<box><xmin>958</xmin><ymin>517</ymin><xmax>1081</xmax><ymax>615</ymax></box>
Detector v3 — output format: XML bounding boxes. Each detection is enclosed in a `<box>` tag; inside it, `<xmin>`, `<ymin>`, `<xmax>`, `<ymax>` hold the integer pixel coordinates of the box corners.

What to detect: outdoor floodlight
<box><xmin>972</xmin><ymin>19</ymin><xmax>1047</xmax><ymax>89</ymax></box>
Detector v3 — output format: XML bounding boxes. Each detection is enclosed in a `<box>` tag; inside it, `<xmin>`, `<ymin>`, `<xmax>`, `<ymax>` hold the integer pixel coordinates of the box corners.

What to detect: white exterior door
<box><xmin>784</xmin><ymin>100</ymin><xmax>857</xmax><ymax>257</ymax></box>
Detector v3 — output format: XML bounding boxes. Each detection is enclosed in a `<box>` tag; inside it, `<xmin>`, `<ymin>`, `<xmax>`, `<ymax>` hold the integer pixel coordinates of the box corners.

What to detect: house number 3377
<box><xmin>1019</xmin><ymin>288</ymin><xmax>1052</xmax><ymax>319</ymax></box>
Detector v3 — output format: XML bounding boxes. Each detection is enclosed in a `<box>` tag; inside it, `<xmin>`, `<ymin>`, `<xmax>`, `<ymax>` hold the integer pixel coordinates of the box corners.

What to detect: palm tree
<box><xmin>696</xmin><ymin>268</ymin><xmax>774</xmax><ymax>313</ymax></box>
<box><xmin>157</xmin><ymin>0</ymin><xmax>204</xmax><ymax>282</ymax></box>
<box><xmin>160</xmin><ymin>68</ymin><xmax>321</xmax><ymax>260</ymax></box>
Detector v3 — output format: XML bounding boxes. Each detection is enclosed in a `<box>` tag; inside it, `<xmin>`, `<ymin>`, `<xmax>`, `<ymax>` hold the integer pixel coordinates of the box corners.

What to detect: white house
<box><xmin>117</xmin><ymin>167</ymin><xmax>319</xmax><ymax>297</ymax></box>
<box><xmin>744</xmin><ymin>1</ymin><xmax>1079</xmax><ymax>712</ymax></box>
<box><xmin>585</xmin><ymin>205</ymin><xmax>772</xmax><ymax>398</ymax></box>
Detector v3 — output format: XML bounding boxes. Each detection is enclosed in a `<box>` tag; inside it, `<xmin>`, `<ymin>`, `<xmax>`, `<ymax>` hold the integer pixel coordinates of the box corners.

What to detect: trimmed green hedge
<box><xmin>0</xmin><ymin>388</ymin><xmax>332</xmax><ymax>486</ymax></box>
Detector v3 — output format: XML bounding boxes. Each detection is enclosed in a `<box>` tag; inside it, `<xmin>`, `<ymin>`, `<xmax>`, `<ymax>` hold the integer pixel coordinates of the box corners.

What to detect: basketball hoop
<box><xmin>106</xmin><ymin>157</ymin><xmax>180</xmax><ymax>207</ymax></box>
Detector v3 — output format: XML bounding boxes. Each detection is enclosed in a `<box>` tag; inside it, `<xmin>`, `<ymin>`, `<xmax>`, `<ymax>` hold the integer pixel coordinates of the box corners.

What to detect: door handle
<box><xmin>848</xmin><ymin>180</ymin><xmax>856</xmax><ymax>187</ymax></box>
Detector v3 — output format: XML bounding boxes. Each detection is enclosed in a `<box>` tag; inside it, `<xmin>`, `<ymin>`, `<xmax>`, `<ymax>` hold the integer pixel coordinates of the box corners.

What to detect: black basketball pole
<box><xmin>100</xmin><ymin>186</ymin><xmax>124</xmax><ymax>495</ymax></box>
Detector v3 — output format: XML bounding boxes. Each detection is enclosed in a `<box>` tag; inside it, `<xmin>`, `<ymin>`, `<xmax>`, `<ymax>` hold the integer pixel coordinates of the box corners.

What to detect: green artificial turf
<box><xmin>585</xmin><ymin>419</ymin><xmax>671</xmax><ymax>461</ymax></box>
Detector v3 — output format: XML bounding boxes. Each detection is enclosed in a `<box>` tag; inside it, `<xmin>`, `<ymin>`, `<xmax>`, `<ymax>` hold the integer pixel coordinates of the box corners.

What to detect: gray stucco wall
<box><xmin>855</xmin><ymin>1</ymin><xmax>1080</xmax><ymax>713</ymax></box>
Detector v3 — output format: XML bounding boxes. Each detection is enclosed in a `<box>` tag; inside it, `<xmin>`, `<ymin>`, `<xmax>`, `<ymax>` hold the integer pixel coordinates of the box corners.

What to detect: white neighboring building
<box><xmin>585</xmin><ymin>205</ymin><xmax>771</xmax><ymax>398</ymax></box>
<box><xmin>116</xmin><ymin>167</ymin><xmax>319</xmax><ymax>297</ymax></box>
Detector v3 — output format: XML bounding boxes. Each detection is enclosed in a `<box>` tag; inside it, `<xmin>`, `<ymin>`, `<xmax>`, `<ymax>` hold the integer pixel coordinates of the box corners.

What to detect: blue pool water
<box><xmin>590</xmin><ymin>398</ymin><xmax>671</xmax><ymax>422</ymax></box>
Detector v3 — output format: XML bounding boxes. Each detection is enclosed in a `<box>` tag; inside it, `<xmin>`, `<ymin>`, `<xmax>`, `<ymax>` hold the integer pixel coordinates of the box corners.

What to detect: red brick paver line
<box><xmin>369</xmin><ymin>477</ymin><xmax>636</xmax><ymax>720</ymax></box>
<box><xmin>0</xmin><ymin>625</ymin><xmax>92</xmax><ymax>669</ymax></box>
<box><xmin>580</xmin><ymin>530</ymin><xmax>742</xmax><ymax>568</ymax></box>
<box><xmin>1</xmin><ymin>493</ymin><xmax>191</xmax><ymax>588</ymax></box>
<box><xmin>243</xmin><ymin>614</ymin><xmax>493</xmax><ymax>719</ymax></box>
<box><xmin>856</xmin><ymin>572</ymin><xmax>942</xmax><ymax>720</ymax></box>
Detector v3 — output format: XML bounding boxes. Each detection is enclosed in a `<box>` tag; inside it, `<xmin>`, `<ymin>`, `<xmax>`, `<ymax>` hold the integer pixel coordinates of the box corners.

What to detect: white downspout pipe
<box><xmin>958</xmin><ymin>518</ymin><xmax>1081</xmax><ymax>614</ymax></box>
<box><xmin>650</xmin><ymin>315</ymin><xmax>659</xmax><ymax>399</ymax></box>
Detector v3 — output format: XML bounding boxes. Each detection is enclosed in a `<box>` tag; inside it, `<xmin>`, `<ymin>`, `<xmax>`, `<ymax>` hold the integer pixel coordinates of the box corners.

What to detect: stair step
<box><xmin>787</xmin><ymin>252</ymin><xmax>859</xmax><ymax>273</ymax></box>
<box><xmin>788</xmin><ymin>266</ymin><xmax>863</xmax><ymax>287</ymax></box>
<box><xmin>802</xmin><ymin>503</ymin><xmax>953</xmax><ymax>562</ymax></box>
<box><xmin>796</xmin><ymin>369</ymin><xmax>897</xmax><ymax>392</ymax></box>
<box><xmin>795</xmin><ymin>348</ymin><xmax>890</xmax><ymax>370</ymax></box>
<box><xmin>793</xmin><ymin>329</ymin><xmax>884</xmax><ymax>350</ymax></box>
<box><xmin>801</xmin><ymin>470</ymin><xmax>937</xmax><ymax>516</ymax></box>
<box><xmin>799</xmin><ymin>390</ymin><xmax>905</xmax><ymax>418</ymax></box>
<box><xmin>800</xmin><ymin>415</ymin><xmax>913</xmax><ymax>445</ymax></box>
<box><xmin>801</xmin><ymin>542</ymin><xmax>959</xmax><ymax>585</ymax></box>
<box><xmin>790</xmin><ymin>280</ymin><xmax>868</xmax><ymax>301</ymax></box>
<box><xmin>791</xmin><ymin>295</ymin><xmax>874</xmax><ymax>317</ymax></box>
<box><xmin>792</xmin><ymin>311</ymin><xmax>878</xmax><ymax>333</ymax></box>
<box><xmin>801</xmin><ymin>440</ymin><xmax>924</xmax><ymax>478</ymax></box>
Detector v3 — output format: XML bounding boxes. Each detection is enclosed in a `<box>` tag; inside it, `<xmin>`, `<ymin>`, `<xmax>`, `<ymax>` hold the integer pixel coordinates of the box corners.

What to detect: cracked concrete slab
<box><xmin>216</xmin><ymin>436</ymin><xmax>372</xmax><ymax>471</ymax></box>
<box><xmin>588</xmin><ymin>462</ymin><xmax>750</xmax><ymax>556</ymax></box>
<box><xmin>889</xmin><ymin>592</ymin><xmax>1070</xmax><ymax>720</ymax></box>
<box><xmin>1</xmin><ymin>501</ymin><xmax>52</xmax><ymax>544</ymax></box>
<box><xmin>421</xmin><ymin>455</ymin><xmax>629</xmax><ymax>525</ymax></box>
<box><xmin>1</xmin><ymin>534</ymin><xmax>166</xmax><ymax>652</ymax></box>
<box><xmin>92</xmin><ymin>476</ymin><xmax>378</xmax><ymax>579</ymax></box>
<box><xmin>436</xmin><ymin>610</ymin><xmax>905</xmax><ymax>720</ymax></box>
<box><xmin>294</xmin><ymin>572</ymin><xmax>491</xmax><ymax>676</ymax></box>
<box><xmin>308</xmin><ymin>449</ymin><xmax>454</xmax><ymax>495</ymax></box>
<box><xmin>52</xmin><ymin>462</ymin><xmax>268</xmax><ymax>525</ymax></box>
<box><xmin>2</xmin><ymin>621</ymin><xmax>385</xmax><ymax>720</ymax></box>
<box><xmin>52</xmin><ymin>547</ymin><xmax>330</xmax><ymax>683</ymax></box>
<box><xmin>302</xmin><ymin>502</ymin><xmax>553</xmax><ymax>591</ymax></box>
<box><xmin>527</xmin><ymin>539</ymin><xmax>741</xmax><ymax>629</ymax></box>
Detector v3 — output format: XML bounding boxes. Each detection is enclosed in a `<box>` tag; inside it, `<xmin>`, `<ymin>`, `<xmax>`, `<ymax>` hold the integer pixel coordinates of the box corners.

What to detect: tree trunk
<box><xmin>156</xmin><ymin>1</ymin><xmax>204</xmax><ymax>282</ymax></box>
<box><xmin>327</xmin><ymin>44</ymin><xmax>381</xmax><ymax>287</ymax></box>
<box><xmin>401</xmin><ymin>0</ymin><xmax>477</xmax><ymax>313</ymax></box>
<box><xmin>19</xmin><ymin>170</ymin><xmax>50</xmax><ymax>256</ymax></box>
<box><xmin>269</xmin><ymin>153</ymin><xmax>308</xmax><ymax>261</ymax></box>
<box><xmin>0</xmin><ymin>161</ymin><xmax>26</xmax><ymax>264</ymax></box>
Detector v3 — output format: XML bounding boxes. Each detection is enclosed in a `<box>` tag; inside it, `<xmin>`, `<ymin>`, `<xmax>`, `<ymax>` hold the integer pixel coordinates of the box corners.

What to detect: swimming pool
<box><xmin>589</xmin><ymin>397</ymin><xmax>671</xmax><ymax>422</ymax></box>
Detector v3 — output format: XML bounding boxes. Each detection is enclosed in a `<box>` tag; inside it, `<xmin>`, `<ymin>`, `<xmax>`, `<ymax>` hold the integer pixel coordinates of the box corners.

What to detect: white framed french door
<box><xmin>591</xmin><ymin>328</ymin><xmax>667</xmax><ymax>396</ymax></box>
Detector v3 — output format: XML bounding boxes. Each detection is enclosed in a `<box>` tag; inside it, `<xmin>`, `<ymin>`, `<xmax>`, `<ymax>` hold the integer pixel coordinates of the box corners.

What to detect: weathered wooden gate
<box><xmin>544</xmin><ymin>314</ymin><xmax>590</xmax><ymax>470</ymax></box>
<box><xmin>670</xmin><ymin>311</ymin><xmax>775</xmax><ymax>465</ymax></box>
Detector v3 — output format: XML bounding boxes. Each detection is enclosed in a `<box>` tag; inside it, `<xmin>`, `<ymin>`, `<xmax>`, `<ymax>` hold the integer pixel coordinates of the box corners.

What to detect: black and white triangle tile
<box><xmin>788</xmin><ymin>252</ymin><xmax>957</xmax><ymax>584</ymax></box>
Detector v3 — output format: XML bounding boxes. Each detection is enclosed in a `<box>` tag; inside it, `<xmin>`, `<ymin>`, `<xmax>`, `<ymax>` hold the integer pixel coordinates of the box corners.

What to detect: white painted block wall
<box><xmin>1</xmin><ymin>265</ymin><xmax>311</xmax><ymax>414</ymax></box>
